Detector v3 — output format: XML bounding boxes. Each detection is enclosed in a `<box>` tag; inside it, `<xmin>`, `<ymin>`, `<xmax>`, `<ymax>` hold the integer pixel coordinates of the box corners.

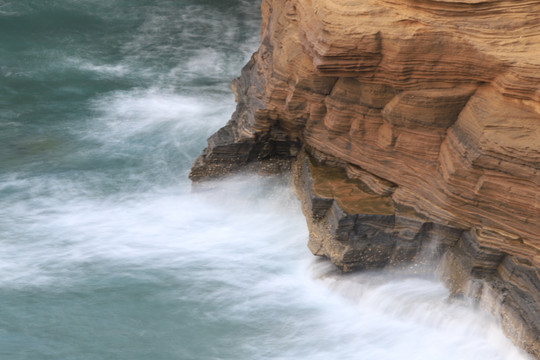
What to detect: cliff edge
<box><xmin>190</xmin><ymin>0</ymin><xmax>540</xmax><ymax>356</ymax></box>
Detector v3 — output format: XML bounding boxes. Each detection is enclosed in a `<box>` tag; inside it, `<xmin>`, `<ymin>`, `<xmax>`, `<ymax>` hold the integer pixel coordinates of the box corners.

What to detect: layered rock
<box><xmin>190</xmin><ymin>0</ymin><xmax>540</xmax><ymax>356</ymax></box>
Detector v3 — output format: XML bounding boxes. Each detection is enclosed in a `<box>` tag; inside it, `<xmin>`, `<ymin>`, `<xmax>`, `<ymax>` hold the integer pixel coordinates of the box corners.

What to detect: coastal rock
<box><xmin>191</xmin><ymin>0</ymin><xmax>540</xmax><ymax>355</ymax></box>
<box><xmin>293</xmin><ymin>151</ymin><xmax>461</xmax><ymax>271</ymax></box>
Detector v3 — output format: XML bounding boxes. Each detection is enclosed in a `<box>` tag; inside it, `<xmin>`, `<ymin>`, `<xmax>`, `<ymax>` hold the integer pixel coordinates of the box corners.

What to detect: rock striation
<box><xmin>190</xmin><ymin>0</ymin><xmax>540</xmax><ymax>356</ymax></box>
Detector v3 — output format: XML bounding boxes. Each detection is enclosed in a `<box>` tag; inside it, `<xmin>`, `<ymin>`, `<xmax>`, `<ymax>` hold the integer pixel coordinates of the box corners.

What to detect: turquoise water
<box><xmin>0</xmin><ymin>1</ymin><xmax>532</xmax><ymax>359</ymax></box>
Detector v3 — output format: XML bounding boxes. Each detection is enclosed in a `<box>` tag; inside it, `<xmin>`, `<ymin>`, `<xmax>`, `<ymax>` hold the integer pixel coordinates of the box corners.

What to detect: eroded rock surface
<box><xmin>190</xmin><ymin>0</ymin><xmax>540</xmax><ymax>355</ymax></box>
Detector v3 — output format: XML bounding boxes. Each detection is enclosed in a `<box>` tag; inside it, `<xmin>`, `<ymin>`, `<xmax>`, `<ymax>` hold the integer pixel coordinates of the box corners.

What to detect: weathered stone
<box><xmin>191</xmin><ymin>0</ymin><xmax>540</xmax><ymax>355</ymax></box>
<box><xmin>293</xmin><ymin>152</ymin><xmax>457</xmax><ymax>271</ymax></box>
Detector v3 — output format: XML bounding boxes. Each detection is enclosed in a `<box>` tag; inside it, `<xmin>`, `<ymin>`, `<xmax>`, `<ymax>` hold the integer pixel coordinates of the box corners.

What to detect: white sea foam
<box><xmin>0</xmin><ymin>169</ymin><xmax>531</xmax><ymax>359</ymax></box>
<box><xmin>82</xmin><ymin>87</ymin><xmax>234</xmax><ymax>175</ymax></box>
<box><xmin>0</xmin><ymin>175</ymin><xmax>302</xmax><ymax>287</ymax></box>
<box><xmin>0</xmin><ymin>1</ymin><xmax>533</xmax><ymax>359</ymax></box>
<box><xmin>89</xmin><ymin>88</ymin><xmax>229</xmax><ymax>132</ymax></box>
<box><xmin>64</xmin><ymin>57</ymin><xmax>130</xmax><ymax>77</ymax></box>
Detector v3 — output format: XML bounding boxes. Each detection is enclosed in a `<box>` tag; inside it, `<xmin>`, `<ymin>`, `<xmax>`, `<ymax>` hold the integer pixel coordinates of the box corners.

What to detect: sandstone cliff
<box><xmin>190</xmin><ymin>0</ymin><xmax>540</xmax><ymax>356</ymax></box>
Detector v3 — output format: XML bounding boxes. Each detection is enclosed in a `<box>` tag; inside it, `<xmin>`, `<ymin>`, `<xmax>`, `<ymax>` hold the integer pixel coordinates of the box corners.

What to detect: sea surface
<box><xmin>0</xmin><ymin>1</ymin><xmax>532</xmax><ymax>359</ymax></box>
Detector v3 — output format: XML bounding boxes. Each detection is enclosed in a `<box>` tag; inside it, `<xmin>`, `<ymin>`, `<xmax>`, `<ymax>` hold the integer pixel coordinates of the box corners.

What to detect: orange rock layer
<box><xmin>191</xmin><ymin>0</ymin><xmax>540</xmax><ymax>355</ymax></box>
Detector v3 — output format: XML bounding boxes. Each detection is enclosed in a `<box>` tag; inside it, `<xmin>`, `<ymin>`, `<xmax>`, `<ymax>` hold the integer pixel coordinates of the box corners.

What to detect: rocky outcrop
<box><xmin>190</xmin><ymin>0</ymin><xmax>540</xmax><ymax>356</ymax></box>
<box><xmin>293</xmin><ymin>149</ymin><xmax>539</xmax><ymax>356</ymax></box>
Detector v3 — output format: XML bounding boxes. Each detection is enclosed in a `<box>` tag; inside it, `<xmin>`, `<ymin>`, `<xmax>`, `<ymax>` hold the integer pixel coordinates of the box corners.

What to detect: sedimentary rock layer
<box><xmin>293</xmin><ymin>150</ymin><xmax>539</xmax><ymax>356</ymax></box>
<box><xmin>190</xmin><ymin>0</ymin><xmax>540</xmax><ymax>356</ymax></box>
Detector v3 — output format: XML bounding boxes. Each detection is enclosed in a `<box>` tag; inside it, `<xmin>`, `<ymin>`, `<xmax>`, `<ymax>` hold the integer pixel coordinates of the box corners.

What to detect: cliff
<box><xmin>190</xmin><ymin>0</ymin><xmax>540</xmax><ymax>356</ymax></box>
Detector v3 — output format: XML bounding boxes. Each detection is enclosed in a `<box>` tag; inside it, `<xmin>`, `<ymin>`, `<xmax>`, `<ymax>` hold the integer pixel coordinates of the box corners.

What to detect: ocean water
<box><xmin>0</xmin><ymin>1</ymin><xmax>531</xmax><ymax>359</ymax></box>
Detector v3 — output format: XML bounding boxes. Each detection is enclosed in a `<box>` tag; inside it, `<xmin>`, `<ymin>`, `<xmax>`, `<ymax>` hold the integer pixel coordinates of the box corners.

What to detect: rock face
<box><xmin>190</xmin><ymin>0</ymin><xmax>540</xmax><ymax>356</ymax></box>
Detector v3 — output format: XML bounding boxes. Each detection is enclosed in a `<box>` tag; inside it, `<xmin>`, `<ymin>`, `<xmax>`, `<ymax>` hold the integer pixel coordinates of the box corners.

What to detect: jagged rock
<box><xmin>293</xmin><ymin>151</ymin><xmax>461</xmax><ymax>271</ymax></box>
<box><xmin>191</xmin><ymin>0</ymin><xmax>540</xmax><ymax>356</ymax></box>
